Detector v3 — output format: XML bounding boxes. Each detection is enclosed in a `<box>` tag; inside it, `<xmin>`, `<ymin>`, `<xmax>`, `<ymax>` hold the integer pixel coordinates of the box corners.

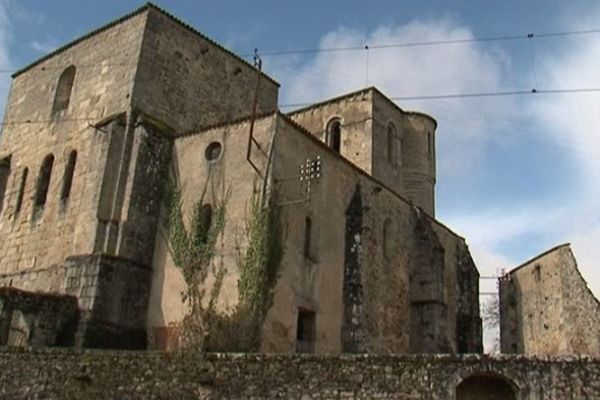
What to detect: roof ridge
<box><xmin>506</xmin><ymin>242</ymin><xmax>571</xmax><ymax>275</ymax></box>
<box><xmin>12</xmin><ymin>3</ymin><xmax>279</xmax><ymax>86</ymax></box>
<box><xmin>13</xmin><ymin>3</ymin><xmax>152</xmax><ymax>78</ymax></box>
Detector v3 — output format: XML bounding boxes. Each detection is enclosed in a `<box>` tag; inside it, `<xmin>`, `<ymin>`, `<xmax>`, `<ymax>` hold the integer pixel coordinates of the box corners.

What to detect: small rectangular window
<box><xmin>296</xmin><ymin>309</ymin><xmax>316</xmax><ymax>353</ymax></box>
<box><xmin>534</xmin><ymin>265</ymin><xmax>541</xmax><ymax>282</ymax></box>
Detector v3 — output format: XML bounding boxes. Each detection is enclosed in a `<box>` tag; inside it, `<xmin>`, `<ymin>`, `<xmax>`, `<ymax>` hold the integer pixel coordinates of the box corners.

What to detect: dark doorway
<box><xmin>296</xmin><ymin>309</ymin><xmax>315</xmax><ymax>353</ymax></box>
<box><xmin>456</xmin><ymin>374</ymin><xmax>517</xmax><ymax>400</ymax></box>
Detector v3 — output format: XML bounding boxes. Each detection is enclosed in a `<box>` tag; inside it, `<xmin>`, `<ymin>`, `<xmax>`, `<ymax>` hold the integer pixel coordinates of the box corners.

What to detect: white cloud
<box><xmin>271</xmin><ymin>18</ymin><xmax>517</xmax><ymax>177</ymax></box>
<box><xmin>29</xmin><ymin>40</ymin><xmax>56</xmax><ymax>54</ymax></box>
<box><xmin>269</xmin><ymin>13</ymin><xmax>600</xmax><ymax>352</ymax></box>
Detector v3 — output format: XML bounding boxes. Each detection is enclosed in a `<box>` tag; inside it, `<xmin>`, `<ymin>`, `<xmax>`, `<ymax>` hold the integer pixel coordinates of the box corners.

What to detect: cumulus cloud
<box><xmin>271</xmin><ymin>18</ymin><xmax>515</xmax><ymax>177</ymax></box>
<box><xmin>268</xmin><ymin>13</ymin><xmax>600</xmax><ymax>351</ymax></box>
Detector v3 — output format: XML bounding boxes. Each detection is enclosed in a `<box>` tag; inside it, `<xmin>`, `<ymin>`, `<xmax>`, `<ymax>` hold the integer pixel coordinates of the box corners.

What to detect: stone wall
<box><xmin>151</xmin><ymin>111</ymin><xmax>481</xmax><ymax>354</ymax></box>
<box><xmin>0</xmin><ymin>349</ymin><xmax>599</xmax><ymax>399</ymax></box>
<box><xmin>0</xmin><ymin>10</ymin><xmax>147</xmax><ymax>277</ymax></box>
<box><xmin>0</xmin><ymin>288</ymin><xmax>78</xmax><ymax>347</ymax></box>
<box><xmin>132</xmin><ymin>6</ymin><xmax>279</xmax><ymax>134</ymax></box>
<box><xmin>500</xmin><ymin>244</ymin><xmax>600</xmax><ymax>355</ymax></box>
<box><xmin>288</xmin><ymin>88</ymin><xmax>437</xmax><ymax>216</ymax></box>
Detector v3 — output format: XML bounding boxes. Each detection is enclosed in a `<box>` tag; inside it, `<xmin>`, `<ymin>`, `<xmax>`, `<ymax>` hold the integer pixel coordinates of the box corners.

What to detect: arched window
<box><xmin>326</xmin><ymin>118</ymin><xmax>341</xmax><ymax>153</ymax></box>
<box><xmin>14</xmin><ymin>167</ymin><xmax>28</xmax><ymax>214</ymax></box>
<box><xmin>52</xmin><ymin>66</ymin><xmax>76</xmax><ymax>115</ymax></box>
<box><xmin>60</xmin><ymin>151</ymin><xmax>77</xmax><ymax>202</ymax></box>
<box><xmin>383</xmin><ymin>218</ymin><xmax>393</xmax><ymax>259</ymax></box>
<box><xmin>387</xmin><ymin>123</ymin><xmax>397</xmax><ymax>165</ymax></box>
<box><xmin>0</xmin><ymin>157</ymin><xmax>10</xmax><ymax>215</ymax></box>
<box><xmin>193</xmin><ymin>203</ymin><xmax>212</xmax><ymax>244</ymax></box>
<box><xmin>35</xmin><ymin>154</ymin><xmax>54</xmax><ymax>208</ymax></box>
<box><xmin>304</xmin><ymin>216</ymin><xmax>312</xmax><ymax>258</ymax></box>
<box><xmin>427</xmin><ymin>131</ymin><xmax>433</xmax><ymax>155</ymax></box>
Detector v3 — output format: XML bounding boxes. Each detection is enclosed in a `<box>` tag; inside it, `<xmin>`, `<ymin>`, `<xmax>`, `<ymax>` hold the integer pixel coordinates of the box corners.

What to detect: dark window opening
<box><xmin>193</xmin><ymin>203</ymin><xmax>212</xmax><ymax>244</ymax></box>
<box><xmin>326</xmin><ymin>119</ymin><xmax>341</xmax><ymax>153</ymax></box>
<box><xmin>34</xmin><ymin>154</ymin><xmax>54</xmax><ymax>209</ymax></box>
<box><xmin>427</xmin><ymin>131</ymin><xmax>433</xmax><ymax>155</ymax></box>
<box><xmin>52</xmin><ymin>66</ymin><xmax>76</xmax><ymax>115</ymax></box>
<box><xmin>304</xmin><ymin>216</ymin><xmax>312</xmax><ymax>259</ymax></box>
<box><xmin>534</xmin><ymin>264</ymin><xmax>541</xmax><ymax>282</ymax></box>
<box><xmin>14</xmin><ymin>168</ymin><xmax>28</xmax><ymax>214</ymax></box>
<box><xmin>296</xmin><ymin>309</ymin><xmax>316</xmax><ymax>353</ymax></box>
<box><xmin>0</xmin><ymin>157</ymin><xmax>11</xmax><ymax>215</ymax></box>
<box><xmin>205</xmin><ymin>142</ymin><xmax>222</xmax><ymax>162</ymax></box>
<box><xmin>60</xmin><ymin>150</ymin><xmax>77</xmax><ymax>202</ymax></box>
<box><xmin>387</xmin><ymin>124</ymin><xmax>396</xmax><ymax>165</ymax></box>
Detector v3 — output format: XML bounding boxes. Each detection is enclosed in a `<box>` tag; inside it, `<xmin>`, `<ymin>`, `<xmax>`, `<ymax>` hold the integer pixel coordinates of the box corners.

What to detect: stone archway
<box><xmin>456</xmin><ymin>374</ymin><xmax>517</xmax><ymax>400</ymax></box>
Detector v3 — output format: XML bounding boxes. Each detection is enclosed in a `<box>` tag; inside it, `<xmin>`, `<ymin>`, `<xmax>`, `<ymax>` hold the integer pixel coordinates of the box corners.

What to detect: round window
<box><xmin>205</xmin><ymin>142</ymin><xmax>222</xmax><ymax>162</ymax></box>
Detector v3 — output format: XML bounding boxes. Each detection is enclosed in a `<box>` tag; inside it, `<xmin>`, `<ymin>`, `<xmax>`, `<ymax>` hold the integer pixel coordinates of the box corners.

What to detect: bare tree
<box><xmin>481</xmin><ymin>294</ymin><xmax>500</xmax><ymax>353</ymax></box>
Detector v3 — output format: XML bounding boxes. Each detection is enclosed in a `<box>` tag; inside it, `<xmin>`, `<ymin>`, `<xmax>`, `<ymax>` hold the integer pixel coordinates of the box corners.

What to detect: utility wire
<box><xmin>0</xmin><ymin>26</ymin><xmax>598</xmax><ymax>75</ymax></box>
<box><xmin>240</xmin><ymin>27</ymin><xmax>600</xmax><ymax>58</ymax></box>
<box><xmin>2</xmin><ymin>86</ymin><xmax>599</xmax><ymax>126</ymax></box>
<box><xmin>279</xmin><ymin>87</ymin><xmax>600</xmax><ymax>109</ymax></box>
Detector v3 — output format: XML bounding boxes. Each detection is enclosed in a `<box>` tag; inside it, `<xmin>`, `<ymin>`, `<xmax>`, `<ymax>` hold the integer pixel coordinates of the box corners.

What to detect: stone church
<box><xmin>0</xmin><ymin>3</ymin><xmax>482</xmax><ymax>353</ymax></box>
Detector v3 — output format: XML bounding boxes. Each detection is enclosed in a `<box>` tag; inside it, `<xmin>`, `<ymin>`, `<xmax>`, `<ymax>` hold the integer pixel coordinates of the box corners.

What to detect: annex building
<box><xmin>0</xmin><ymin>3</ymin><xmax>485</xmax><ymax>354</ymax></box>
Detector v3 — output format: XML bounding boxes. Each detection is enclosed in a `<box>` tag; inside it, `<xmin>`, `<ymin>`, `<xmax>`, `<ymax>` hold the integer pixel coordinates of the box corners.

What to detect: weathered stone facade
<box><xmin>500</xmin><ymin>244</ymin><xmax>600</xmax><ymax>356</ymax></box>
<box><xmin>1</xmin><ymin>348</ymin><xmax>600</xmax><ymax>399</ymax></box>
<box><xmin>0</xmin><ymin>4</ymin><xmax>480</xmax><ymax>353</ymax></box>
<box><xmin>0</xmin><ymin>288</ymin><xmax>78</xmax><ymax>347</ymax></box>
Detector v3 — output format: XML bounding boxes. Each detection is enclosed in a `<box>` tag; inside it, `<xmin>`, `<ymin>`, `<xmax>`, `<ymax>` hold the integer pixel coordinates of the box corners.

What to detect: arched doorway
<box><xmin>456</xmin><ymin>374</ymin><xmax>517</xmax><ymax>400</ymax></box>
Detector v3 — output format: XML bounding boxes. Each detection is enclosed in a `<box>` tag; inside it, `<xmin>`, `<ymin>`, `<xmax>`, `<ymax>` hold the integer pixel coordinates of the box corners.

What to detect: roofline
<box><xmin>371</xmin><ymin>87</ymin><xmax>438</xmax><ymax>129</ymax></box>
<box><xmin>176</xmin><ymin>110</ymin><xmax>277</xmax><ymax>139</ymax></box>
<box><xmin>12</xmin><ymin>3</ymin><xmax>280</xmax><ymax>87</ymax></box>
<box><xmin>277</xmin><ymin>111</ymin><xmax>462</xmax><ymax>241</ymax></box>
<box><xmin>286</xmin><ymin>86</ymin><xmax>437</xmax><ymax>129</ymax></box>
<box><xmin>506</xmin><ymin>243</ymin><xmax>571</xmax><ymax>275</ymax></box>
<box><xmin>173</xmin><ymin>107</ymin><xmax>462</xmax><ymax>241</ymax></box>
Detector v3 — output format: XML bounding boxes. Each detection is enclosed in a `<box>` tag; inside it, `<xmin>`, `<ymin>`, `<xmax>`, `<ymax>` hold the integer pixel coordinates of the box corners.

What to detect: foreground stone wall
<box><xmin>0</xmin><ymin>349</ymin><xmax>599</xmax><ymax>399</ymax></box>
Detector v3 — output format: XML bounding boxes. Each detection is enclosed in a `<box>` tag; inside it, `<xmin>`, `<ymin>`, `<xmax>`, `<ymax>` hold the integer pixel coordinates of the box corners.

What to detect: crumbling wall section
<box><xmin>500</xmin><ymin>244</ymin><xmax>600</xmax><ymax>355</ymax></box>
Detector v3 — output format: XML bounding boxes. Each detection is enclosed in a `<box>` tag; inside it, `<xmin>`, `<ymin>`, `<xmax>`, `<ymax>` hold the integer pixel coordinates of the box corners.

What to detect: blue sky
<box><xmin>1</xmin><ymin>1</ymin><xmax>599</xmax><ymax>349</ymax></box>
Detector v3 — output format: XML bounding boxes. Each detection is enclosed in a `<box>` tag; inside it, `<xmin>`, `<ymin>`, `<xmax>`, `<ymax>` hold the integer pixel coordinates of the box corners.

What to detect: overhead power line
<box><xmin>0</xmin><ymin>26</ymin><xmax>598</xmax><ymax>75</ymax></box>
<box><xmin>279</xmin><ymin>87</ymin><xmax>600</xmax><ymax>109</ymax></box>
<box><xmin>1</xmin><ymin>86</ymin><xmax>600</xmax><ymax>126</ymax></box>
<box><xmin>240</xmin><ymin>27</ymin><xmax>600</xmax><ymax>58</ymax></box>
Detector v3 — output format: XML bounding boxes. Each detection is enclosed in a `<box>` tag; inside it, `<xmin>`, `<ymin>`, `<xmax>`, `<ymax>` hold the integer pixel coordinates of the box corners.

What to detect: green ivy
<box><xmin>163</xmin><ymin>179</ymin><xmax>228</xmax><ymax>351</ymax></box>
<box><xmin>164</xmin><ymin>178</ymin><xmax>284</xmax><ymax>353</ymax></box>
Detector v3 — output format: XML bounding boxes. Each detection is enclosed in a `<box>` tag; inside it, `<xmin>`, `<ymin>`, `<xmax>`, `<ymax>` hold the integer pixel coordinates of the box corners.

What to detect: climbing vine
<box><xmin>206</xmin><ymin>186</ymin><xmax>285</xmax><ymax>352</ymax></box>
<box><xmin>164</xmin><ymin>175</ymin><xmax>284</xmax><ymax>352</ymax></box>
<box><xmin>163</xmin><ymin>178</ymin><xmax>228</xmax><ymax>351</ymax></box>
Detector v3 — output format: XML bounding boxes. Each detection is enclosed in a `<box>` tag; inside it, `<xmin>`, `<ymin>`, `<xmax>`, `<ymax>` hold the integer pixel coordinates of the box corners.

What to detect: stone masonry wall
<box><xmin>147</xmin><ymin>112</ymin><xmax>480</xmax><ymax>354</ymax></box>
<box><xmin>132</xmin><ymin>7</ymin><xmax>279</xmax><ymax>134</ymax></box>
<box><xmin>0</xmin><ymin>11</ymin><xmax>147</xmax><ymax>279</ymax></box>
<box><xmin>500</xmin><ymin>244</ymin><xmax>600</xmax><ymax>355</ymax></box>
<box><xmin>0</xmin><ymin>349</ymin><xmax>599</xmax><ymax>399</ymax></box>
<box><xmin>288</xmin><ymin>88</ymin><xmax>437</xmax><ymax>216</ymax></box>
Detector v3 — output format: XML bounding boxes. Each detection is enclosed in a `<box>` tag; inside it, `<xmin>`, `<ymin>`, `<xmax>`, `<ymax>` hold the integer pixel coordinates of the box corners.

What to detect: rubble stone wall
<box><xmin>0</xmin><ymin>349</ymin><xmax>599</xmax><ymax>399</ymax></box>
